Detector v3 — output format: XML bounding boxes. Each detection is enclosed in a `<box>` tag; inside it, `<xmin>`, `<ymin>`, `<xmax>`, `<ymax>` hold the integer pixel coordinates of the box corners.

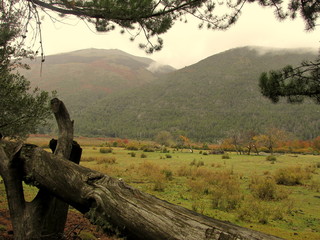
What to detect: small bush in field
<box><xmin>176</xmin><ymin>165</ymin><xmax>192</xmax><ymax>177</ymax></box>
<box><xmin>250</xmin><ymin>176</ymin><xmax>289</xmax><ymax>201</ymax></box>
<box><xmin>129</xmin><ymin>152</ymin><xmax>136</xmax><ymax>157</ymax></box>
<box><xmin>266</xmin><ymin>155</ymin><xmax>277</xmax><ymax>162</ymax></box>
<box><xmin>237</xmin><ymin>197</ymin><xmax>293</xmax><ymax>224</ymax></box>
<box><xmin>99</xmin><ymin>147</ymin><xmax>113</xmax><ymax>154</ymax></box>
<box><xmin>196</xmin><ymin>161</ymin><xmax>204</xmax><ymax>167</ymax></box>
<box><xmin>162</xmin><ymin>169</ymin><xmax>173</xmax><ymax>180</ymax></box>
<box><xmin>141</xmin><ymin>145</ymin><xmax>156</xmax><ymax>152</ymax></box>
<box><xmin>222</xmin><ymin>154</ymin><xmax>230</xmax><ymax>159</ymax></box>
<box><xmin>190</xmin><ymin>159</ymin><xmax>196</xmax><ymax>166</ymax></box>
<box><xmin>140</xmin><ymin>153</ymin><xmax>147</xmax><ymax>158</ymax></box>
<box><xmin>274</xmin><ymin>166</ymin><xmax>312</xmax><ymax>185</ymax></box>
<box><xmin>126</xmin><ymin>144</ymin><xmax>139</xmax><ymax>151</ymax></box>
<box><xmin>202</xmin><ymin>152</ymin><xmax>208</xmax><ymax>155</ymax></box>
<box><xmin>153</xmin><ymin>179</ymin><xmax>165</xmax><ymax>191</ymax></box>
<box><xmin>165</xmin><ymin>154</ymin><xmax>172</xmax><ymax>158</ymax></box>
<box><xmin>190</xmin><ymin>159</ymin><xmax>204</xmax><ymax>167</ymax></box>
<box><xmin>210</xmin><ymin>171</ymin><xmax>242</xmax><ymax>211</ymax></box>
<box><xmin>96</xmin><ymin>156</ymin><xmax>116</xmax><ymax>164</ymax></box>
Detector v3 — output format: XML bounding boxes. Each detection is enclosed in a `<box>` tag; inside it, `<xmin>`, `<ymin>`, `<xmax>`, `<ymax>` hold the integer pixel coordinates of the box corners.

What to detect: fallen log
<box><xmin>1</xmin><ymin>141</ymin><xmax>282</xmax><ymax>240</ymax></box>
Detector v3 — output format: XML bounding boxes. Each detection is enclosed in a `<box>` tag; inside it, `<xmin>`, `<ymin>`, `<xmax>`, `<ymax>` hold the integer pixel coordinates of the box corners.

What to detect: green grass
<box><xmin>1</xmin><ymin>145</ymin><xmax>320</xmax><ymax>239</ymax></box>
<box><xmin>80</xmin><ymin>148</ymin><xmax>320</xmax><ymax>239</ymax></box>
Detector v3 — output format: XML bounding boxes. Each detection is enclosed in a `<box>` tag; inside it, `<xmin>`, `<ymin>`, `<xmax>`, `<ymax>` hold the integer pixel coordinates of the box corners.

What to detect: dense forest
<box><xmin>27</xmin><ymin>47</ymin><xmax>319</xmax><ymax>142</ymax></box>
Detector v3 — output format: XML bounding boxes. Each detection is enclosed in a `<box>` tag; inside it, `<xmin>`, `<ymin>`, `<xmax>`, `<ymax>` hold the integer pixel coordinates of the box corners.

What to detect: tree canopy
<box><xmin>0</xmin><ymin>1</ymin><xmax>52</xmax><ymax>138</ymax></box>
<box><xmin>259</xmin><ymin>56</ymin><xmax>320</xmax><ymax>104</ymax></box>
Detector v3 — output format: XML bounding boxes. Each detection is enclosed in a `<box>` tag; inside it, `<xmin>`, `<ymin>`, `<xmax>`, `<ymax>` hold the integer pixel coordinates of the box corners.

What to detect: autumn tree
<box><xmin>254</xmin><ymin>128</ymin><xmax>288</xmax><ymax>155</ymax></box>
<box><xmin>241</xmin><ymin>130</ymin><xmax>259</xmax><ymax>155</ymax></box>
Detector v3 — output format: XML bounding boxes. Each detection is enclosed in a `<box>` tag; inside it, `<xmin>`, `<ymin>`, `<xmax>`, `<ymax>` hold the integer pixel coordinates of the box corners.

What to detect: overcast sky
<box><xmin>39</xmin><ymin>2</ymin><xmax>319</xmax><ymax>69</ymax></box>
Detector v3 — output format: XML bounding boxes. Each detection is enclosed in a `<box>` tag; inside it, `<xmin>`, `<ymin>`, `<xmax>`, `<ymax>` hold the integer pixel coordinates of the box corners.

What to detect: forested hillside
<box><xmin>23</xmin><ymin>48</ymin><xmax>175</xmax><ymax>114</ymax></box>
<box><xmin>72</xmin><ymin>47</ymin><xmax>319</xmax><ymax>142</ymax></box>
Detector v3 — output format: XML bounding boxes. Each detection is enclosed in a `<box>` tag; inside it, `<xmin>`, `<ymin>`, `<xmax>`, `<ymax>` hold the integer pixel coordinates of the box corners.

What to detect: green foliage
<box><xmin>129</xmin><ymin>152</ymin><xmax>136</xmax><ymax>157</ymax></box>
<box><xmin>222</xmin><ymin>154</ymin><xmax>230</xmax><ymax>159</ymax></box>
<box><xmin>161</xmin><ymin>169</ymin><xmax>173</xmax><ymax>181</ymax></box>
<box><xmin>140</xmin><ymin>153</ymin><xmax>147</xmax><ymax>158</ymax></box>
<box><xmin>249</xmin><ymin>176</ymin><xmax>289</xmax><ymax>201</ymax></box>
<box><xmin>190</xmin><ymin>159</ymin><xmax>204</xmax><ymax>167</ymax></box>
<box><xmin>0</xmin><ymin>6</ymin><xmax>52</xmax><ymax>139</ymax></box>
<box><xmin>237</xmin><ymin>197</ymin><xmax>293</xmax><ymax>224</ymax></box>
<box><xmin>260</xmin><ymin>59</ymin><xmax>320</xmax><ymax>104</ymax></box>
<box><xmin>99</xmin><ymin>147</ymin><xmax>113</xmax><ymax>153</ymax></box>
<box><xmin>96</xmin><ymin>156</ymin><xmax>116</xmax><ymax>164</ymax></box>
<box><xmin>274</xmin><ymin>166</ymin><xmax>312</xmax><ymax>185</ymax></box>
<box><xmin>266</xmin><ymin>155</ymin><xmax>277</xmax><ymax>162</ymax></box>
<box><xmin>73</xmin><ymin>48</ymin><xmax>320</xmax><ymax>142</ymax></box>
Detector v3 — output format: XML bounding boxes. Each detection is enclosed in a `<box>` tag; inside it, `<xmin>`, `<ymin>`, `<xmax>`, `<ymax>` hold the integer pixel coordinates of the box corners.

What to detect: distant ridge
<box><xmin>71</xmin><ymin>46</ymin><xmax>320</xmax><ymax>141</ymax></box>
<box><xmin>23</xmin><ymin>48</ymin><xmax>176</xmax><ymax>114</ymax></box>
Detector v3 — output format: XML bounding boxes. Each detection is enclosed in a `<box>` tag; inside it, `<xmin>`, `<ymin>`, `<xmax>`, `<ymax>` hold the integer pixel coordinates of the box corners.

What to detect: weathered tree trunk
<box><xmin>0</xmin><ymin>98</ymin><xmax>81</xmax><ymax>239</ymax></box>
<box><xmin>0</xmin><ymin>141</ymin><xmax>283</xmax><ymax>240</ymax></box>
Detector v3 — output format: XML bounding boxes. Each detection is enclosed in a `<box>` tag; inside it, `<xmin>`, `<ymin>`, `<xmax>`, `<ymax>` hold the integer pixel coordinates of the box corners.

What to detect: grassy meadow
<box><xmin>1</xmin><ymin>136</ymin><xmax>320</xmax><ymax>240</ymax></box>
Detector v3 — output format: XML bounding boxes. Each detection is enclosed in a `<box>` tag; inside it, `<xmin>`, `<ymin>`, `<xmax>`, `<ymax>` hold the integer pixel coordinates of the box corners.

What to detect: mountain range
<box><xmin>25</xmin><ymin>47</ymin><xmax>319</xmax><ymax>142</ymax></box>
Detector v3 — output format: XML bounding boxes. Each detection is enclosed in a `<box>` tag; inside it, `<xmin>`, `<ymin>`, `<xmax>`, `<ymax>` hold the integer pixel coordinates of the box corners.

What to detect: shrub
<box><xmin>140</xmin><ymin>153</ymin><xmax>147</xmax><ymax>158</ymax></box>
<box><xmin>153</xmin><ymin>177</ymin><xmax>165</xmax><ymax>191</ymax></box>
<box><xmin>190</xmin><ymin>159</ymin><xmax>204</xmax><ymax>167</ymax></box>
<box><xmin>237</xmin><ymin>197</ymin><xmax>293</xmax><ymax>224</ymax></box>
<box><xmin>222</xmin><ymin>154</ymin><xmax>230</xmax><ymax>159</ymax></box>
<box><xmin>99</xmin><ymin>147</ymin><xmax>113</xmax><ymax>154</ymax></box>
<box><xmin>165</xmin><ymin>154</ymin><xmax>172</xmax><ymax>158</ymax></box>
<box><xmin>129</xmin><ymin>152</ymin><xmax>136</xmax><ymax>157</ymax></box>
<box><xmin>126</xmin><ymin>145</ymin><xmax>139</xmax><ymax>151</ymax></box>
<box><xmin>161</xmin><ymin>147</ymin><xmax>170</xmax><ymax>153</ymax></box>
<box><xmin>266</xmin><ymin>155</ymin><xmax>277</xmax><ymax>162</ymax></box>
<box><xmin>237</xmin><ymin>198</ymin><xmax>271</xmax><ymax>224</ymax></box>
<box><xmin>162</xmin><ymin>169</ymin><xmax>173</xmax><ymax>180</ymax></box>
<box><xmin>96</xmin><ymin>157</ymin><xmax>117</xmax><ymax>164</ymax></box>
<box><xmin>190</xmin><ymin>159</ymin><xmax>196</xmax><ymax>166</ymax></box>
<box><xmin>210</xmin><ymin>171</ymin><xmax>242</xmax><ymax>211</ymax></box>
<box><xmin>196</xmin><ymin>161</ymin><xmax>204</xmax><ymax>167</ymax></box>
<box><xmin>141</xmin><ymin>145</ymin><xmax>156</xmax><ymax>152</ymax></box>
<box><xmin>250</xmin><ymin>176</ymin><xmax>289</xmax><ymax>201</ymax></box>
<box><xmin>139</xmin><ymin>161</ymin><xmax>159</xmax><ymax>176</ymax></box>
<box><xmin>176</xmin><ymin>165</ymin><xmax>192</xmax><ymax>177</ymax></box>
<box><xmin>274</xmin><ymin>166</ymin><xmax>312</xmax><ymax>185</ymax></box>
<box><xmin>202</xmin><ymin>152</ymin><xmax>208</xmax><ymax>155</ymax></box>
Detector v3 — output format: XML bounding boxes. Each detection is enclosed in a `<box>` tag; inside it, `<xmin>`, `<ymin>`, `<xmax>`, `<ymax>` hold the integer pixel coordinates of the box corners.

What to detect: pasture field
<box><xmin>80</xmin><ymin>147</ymin><xmax>320</xmax><ymax>240</ymax></box>
<box><xmin>1</xmin><ymin>138</ymin><xmax>320</xmax><ymax>240</ymax></box>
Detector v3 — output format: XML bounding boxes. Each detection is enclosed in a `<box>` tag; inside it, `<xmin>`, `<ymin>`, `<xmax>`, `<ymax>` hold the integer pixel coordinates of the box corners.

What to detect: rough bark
<box><xmin>0</xmin><ymin>142</ymin><xmax>283</xmax><ymax>240</ymax></box>
<box><xmin>0</xmin><ymin>98</ymin><xmax>80</xmax><ymax>239</ymax></box>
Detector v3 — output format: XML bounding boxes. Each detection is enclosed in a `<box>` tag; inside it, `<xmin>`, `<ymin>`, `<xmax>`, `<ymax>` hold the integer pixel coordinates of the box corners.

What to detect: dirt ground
<box><xmin>0</xmin><ymin>209</ymin><xmax>116</xmax><ymax>240</ymax></box>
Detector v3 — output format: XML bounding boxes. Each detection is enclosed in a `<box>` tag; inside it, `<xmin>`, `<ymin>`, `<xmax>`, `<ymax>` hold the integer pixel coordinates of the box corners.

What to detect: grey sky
<box><xmin>40</xmin><ymin>3</ymin><xmax>319</xmax><ymax>69</ymax></box>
